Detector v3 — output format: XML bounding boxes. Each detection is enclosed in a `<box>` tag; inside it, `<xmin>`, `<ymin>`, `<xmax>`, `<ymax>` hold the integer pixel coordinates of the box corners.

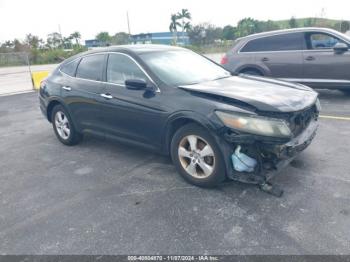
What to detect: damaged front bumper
<box><xmin>221</xmin><ymin>119</ymin><xmax>318</xmax><ymax>184</ymax></box>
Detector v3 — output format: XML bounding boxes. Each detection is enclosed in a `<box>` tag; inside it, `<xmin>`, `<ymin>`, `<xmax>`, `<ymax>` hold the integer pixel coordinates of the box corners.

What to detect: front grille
<box><xmin>289</xmin><ymin>105</ymin><xmax>318</xmax><ymax>136</ymax></box>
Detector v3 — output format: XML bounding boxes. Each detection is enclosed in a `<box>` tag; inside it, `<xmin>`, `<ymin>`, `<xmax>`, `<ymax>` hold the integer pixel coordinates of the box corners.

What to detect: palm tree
<box><xmin>63</xmin><ymin>37</ymin><xmax>73</xmax><ymax>49</ymax></box>
<box><xmin>182</xmin><ymin>22</ymin><xmax>191</xmax><ymax>43</ymax></box>
<box><xmin>169</xmin><ymin>14</ymin><xmax>181</xmax><ymax>45</ymax></box>
<box><xmin>177</xmin><ymin>9</ymin><xmax>192</xmax><ymax>44</ymax></box>
<box><xmin>70</xmin><ymin>31</ymin><xmax>81</xmax><ymax>47</ymax></box>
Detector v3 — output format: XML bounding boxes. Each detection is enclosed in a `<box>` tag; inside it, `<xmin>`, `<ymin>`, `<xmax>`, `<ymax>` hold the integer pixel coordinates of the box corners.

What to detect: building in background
<box><xmin>85</xmin><ymin>39</ymin><xmax>104</xmax><ymax>48</ymax></box>
<box><xmin>130</xmin><ymin>32</ymin><xmax>190</xmax><ymax>45</ymax></box>
<box><xmin>85</xmin><ymin>32</ymin><xmax>190</xmax><ymax>48</ymax></box>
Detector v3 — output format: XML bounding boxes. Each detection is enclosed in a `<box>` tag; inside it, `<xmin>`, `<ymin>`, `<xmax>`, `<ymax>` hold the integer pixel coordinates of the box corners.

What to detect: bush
<box><xmin>30</xmin><ymin>47</ymin><xmax>87</xmax><ymax>65</ymax></box>
<box><xmin>185</xmin><ymin>43</ymin><xmax>232</xmax><ymax>54</ymax></box>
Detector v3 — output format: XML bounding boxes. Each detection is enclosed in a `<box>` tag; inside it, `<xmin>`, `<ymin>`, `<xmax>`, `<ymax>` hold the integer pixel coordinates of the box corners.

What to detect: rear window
<box><xmin>76</xmin><ymin>54</ymin><xmax>105</xmax><ymax>81</ymax></box>
<box><xmin>60</xmin><ymin>59</ymin><xmax>80</xmax><ymax>76</ymax></box>
<box><xmin>241</xmin><ymin>33</ymin><xmax>304</xmax><ymax>52</ymax></box>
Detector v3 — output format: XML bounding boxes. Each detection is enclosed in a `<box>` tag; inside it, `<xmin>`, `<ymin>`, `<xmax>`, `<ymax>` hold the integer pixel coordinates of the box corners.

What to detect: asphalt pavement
<box><xmin>0</xmin><ymin>90</ymin><xmax>349</xmax><ymax>255</ymax></box>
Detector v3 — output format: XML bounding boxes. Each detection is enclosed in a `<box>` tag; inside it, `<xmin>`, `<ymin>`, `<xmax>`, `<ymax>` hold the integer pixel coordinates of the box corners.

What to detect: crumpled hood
<box><xmin>179</xmin><ymin>75</ymin><xmax>318</xmax><ymax>112</ymax></box>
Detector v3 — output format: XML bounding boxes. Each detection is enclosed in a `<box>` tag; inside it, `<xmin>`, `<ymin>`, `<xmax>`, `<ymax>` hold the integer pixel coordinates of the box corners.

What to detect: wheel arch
<box><xmin>46</xmin><ymin>99</ymin><xmax>64</xmax><ymax>122</ymax></box>
<box><xmin>162</xmin><ymin>111</ymin><xmax>218</xmax><ymax>155</ymax></box>
<box><xmin>47</xmin><ymin>98</ymin><xmax>82</xmax><ymax>134</ymax></box>
<box><xmin>46</xmin><ymin>98</ymin><xmax>73</xmax><ymax>124</ymax></box>
<box><xmin>237</xmin><ymin>64</ymin><xmax>268</xmax><ymax>76</ymax></box>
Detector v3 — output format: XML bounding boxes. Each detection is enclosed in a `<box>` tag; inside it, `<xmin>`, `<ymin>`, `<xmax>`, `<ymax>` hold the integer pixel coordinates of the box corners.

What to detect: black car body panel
<box><xmin>39</xmin><ymin>45</ymin><xmax>319</xmax><ymax>186</ymax></box>
<box><xmin>180</xmin><ymin>75</ymin><xmax>318</xmax><ymax>112</ymax></box>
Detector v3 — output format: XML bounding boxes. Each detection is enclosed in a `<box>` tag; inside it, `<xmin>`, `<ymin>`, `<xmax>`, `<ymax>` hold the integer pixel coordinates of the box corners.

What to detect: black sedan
<box><xmin>39</xmin><ymin>45</ymin><xmax>320</xmax><ymax>195</ymax></box>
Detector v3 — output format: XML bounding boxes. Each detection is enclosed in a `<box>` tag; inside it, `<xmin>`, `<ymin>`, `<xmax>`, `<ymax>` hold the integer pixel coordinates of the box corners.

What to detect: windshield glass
<box><xmin>140</xmin><ymin>50</ymin><xmax>231</xmax><ymax>86</ymax></box>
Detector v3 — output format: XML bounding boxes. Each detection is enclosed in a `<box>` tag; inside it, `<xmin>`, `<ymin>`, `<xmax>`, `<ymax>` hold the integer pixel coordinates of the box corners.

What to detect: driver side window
<box><xmin>107</xmin><ymin>53</ymin><xmax>147</xmax><ymax>85</ymax></box>
<box><xmin>308</xmin><ymin>33</ymin><xmax>342</xmax><ymax>50</ymax></box>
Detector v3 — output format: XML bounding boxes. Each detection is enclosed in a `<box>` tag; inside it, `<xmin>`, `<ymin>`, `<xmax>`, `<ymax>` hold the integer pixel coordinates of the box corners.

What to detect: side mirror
<box><xmin>333</xmin><ymin>42</ymin><xmax>348</xmax><ymax>53</ymax></box>
<box><xmin>125</xmin><ymin>79</ymin><xmax>147</xmax><ymax>90</ymax></box>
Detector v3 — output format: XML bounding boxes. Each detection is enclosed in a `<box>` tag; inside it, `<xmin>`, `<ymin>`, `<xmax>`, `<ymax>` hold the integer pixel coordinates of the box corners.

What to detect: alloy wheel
<box><xmin>178</xmin><ymin>135</ymin><xmax>215</xmax><ymax>179</ymax></box>
<box><xmin>54</xmin><ymin>111</ymin><xmax>71</xmax><ymax>140</ymax></box>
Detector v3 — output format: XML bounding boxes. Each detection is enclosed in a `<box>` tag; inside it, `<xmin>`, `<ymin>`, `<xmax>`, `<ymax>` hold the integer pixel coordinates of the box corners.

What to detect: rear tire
<box><xmin>51</xmin><ymin>105</ymin><xmax>82</xmax><ymax>146</ymax></box>
<box><xmin>170</xmin><ymin>123</ymin><xmax>226</xmax><ymax>187</ymax></box>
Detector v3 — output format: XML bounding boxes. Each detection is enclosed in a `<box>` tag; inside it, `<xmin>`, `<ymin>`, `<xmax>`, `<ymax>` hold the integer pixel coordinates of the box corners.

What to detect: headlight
<box><xmin>215</xmin><ymin>111</ymin><xmax>292</xmax><ymax>138</ymax></box>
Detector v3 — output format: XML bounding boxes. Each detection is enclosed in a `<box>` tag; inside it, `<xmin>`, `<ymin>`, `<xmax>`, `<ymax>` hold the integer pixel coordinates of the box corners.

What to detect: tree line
<box><xmin>0</xmin><ymin>31</ymin><xmax>85</xmax><ymax>65</ymax></box>
<box><xmin>0</xmin><ymin>30</ymin><xmax>130</xmax><ymax>65</ymax></box>
<box><xmin>165</xmin><ymin>10</ymin><xmax>349</xmax><ymax>49</ymax></box>
<box><xmin>185</xmin><ymin>16</ymin><xmax>350</xmax><ymax>46</ymax></box>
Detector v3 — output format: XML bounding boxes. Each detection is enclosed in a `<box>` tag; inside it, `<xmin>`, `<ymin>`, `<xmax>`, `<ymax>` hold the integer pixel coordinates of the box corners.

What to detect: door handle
<box><xmin>305</xmin><ymin>56</ymin><xmax>315</xmax><ymax>61</ymax></box>
<box><xmin>261</xmin><ymin>57</ymin><xmax>269</xmax><ymax>62</ymax></box>
<box><xmin>62</xmin><ymin>86</ymin><xmax>71</xmax><ymax>91</ymax></box>
<box><xmin>100</xmin><ymin>93</ymin><xmax>113</xmax><ymax>99</ymax></box>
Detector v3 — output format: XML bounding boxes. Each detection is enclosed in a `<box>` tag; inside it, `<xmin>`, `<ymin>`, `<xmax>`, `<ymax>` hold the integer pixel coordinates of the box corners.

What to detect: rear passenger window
<box><xmin>76</xmin><ymin>54</ymin><xmax>105</xmax><ymax>81</ymax></box>
<box><xmin>60</xmin><ymin>59</ymin><xmax>80</xmax><ymax>76</ymax></box>
<box><xmin>241</xmin><ymin>33</ymin><xmax>303</xmax><ymax>52</ymax></box>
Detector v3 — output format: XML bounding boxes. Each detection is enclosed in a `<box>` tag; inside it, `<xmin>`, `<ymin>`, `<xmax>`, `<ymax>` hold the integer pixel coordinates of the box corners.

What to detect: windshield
<box><xmin>140</xmin><ymin>50</ymin><xmax>231</xmax><ymax>86</ymax></box>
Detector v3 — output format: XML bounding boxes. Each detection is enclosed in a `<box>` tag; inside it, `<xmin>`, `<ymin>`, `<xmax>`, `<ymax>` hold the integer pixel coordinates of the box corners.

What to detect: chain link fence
<box><xmin>0</xmin><ymin>52</ymin><xmax>30</xmax><ymax>67</ymax></box>
<box><xmin>0</xmin><ymin>52</ymin><xmax>34</xmax><ymax>95</ymax></box>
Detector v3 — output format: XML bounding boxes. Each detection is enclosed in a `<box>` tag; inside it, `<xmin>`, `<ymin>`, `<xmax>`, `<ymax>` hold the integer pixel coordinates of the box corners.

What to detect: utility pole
<box><xmin>320</xmin><ymin>8</ymin><xmax>326</xmax><ymax>18</ymax></box>
<box><xmin>58</xmin><ymin>24</ymin><xmax>64</xmax><ymax>46</ymax></box>
<box><xmin>127</xmin><ymin>11</ymin><xmax>131</xmax><ymax>44</ymax></box>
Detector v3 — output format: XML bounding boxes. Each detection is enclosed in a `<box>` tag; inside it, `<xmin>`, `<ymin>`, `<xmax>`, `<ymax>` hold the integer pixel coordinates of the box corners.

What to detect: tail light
<box><xmin>220</xmin><ymin>54</ymin><xmax>228</xmax><ymax>65</ymax></box>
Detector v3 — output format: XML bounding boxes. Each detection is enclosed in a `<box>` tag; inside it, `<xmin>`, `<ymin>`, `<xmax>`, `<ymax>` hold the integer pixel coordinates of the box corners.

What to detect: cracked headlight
<box><xmin>216</xmin><ymin>111</ymin><xmax>292</xmax><ymax>138</ymax></box>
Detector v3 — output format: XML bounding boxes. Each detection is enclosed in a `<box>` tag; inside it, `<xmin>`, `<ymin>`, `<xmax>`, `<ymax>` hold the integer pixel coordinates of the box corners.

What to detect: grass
<box><xmin>185</xmin><ymin>44</ymin><xmax>231</xmax><ymax>54</ymax></box>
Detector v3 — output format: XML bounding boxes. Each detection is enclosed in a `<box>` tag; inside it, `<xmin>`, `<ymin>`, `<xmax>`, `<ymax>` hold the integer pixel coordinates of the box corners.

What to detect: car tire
<box><xmin>170</xmin><ymin>123</ymin><xmax>226</xmax><ymax>187</ymax></box>
<box><xmin>51</xmin><ymin>104</ymin><xmax>82</xmax><ymax>146</ymax></box>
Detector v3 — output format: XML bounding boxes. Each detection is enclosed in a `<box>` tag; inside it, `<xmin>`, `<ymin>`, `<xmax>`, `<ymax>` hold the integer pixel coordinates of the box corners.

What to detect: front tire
<box><xmin>51</xmin><ymin>105</ymin><xmax>82</xmax><ymax>146</ymax></box>
<box><xmin>170</xmin><ymin>123</ymin><xmax>226</xmax><ymax>187</ymax></box>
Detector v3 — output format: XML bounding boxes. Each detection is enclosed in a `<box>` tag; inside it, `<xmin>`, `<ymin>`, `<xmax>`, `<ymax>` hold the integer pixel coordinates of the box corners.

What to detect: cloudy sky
<box><xmin>0</xmin><ymin>0</ymin><xmax>349</xmax><ymax>42</ymax></box>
